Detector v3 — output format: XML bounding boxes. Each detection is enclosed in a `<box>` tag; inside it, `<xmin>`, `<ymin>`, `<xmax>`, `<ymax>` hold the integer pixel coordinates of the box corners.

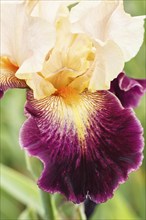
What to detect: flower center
<box><xmin>55</xmin><ymin>86</ymin><xmax>80</xmax><ymax>105</ymax></box>
<box><xmin>41</xmin><ymin>32</ymin><xmax>95</xmax><ymax>92</ymax></box>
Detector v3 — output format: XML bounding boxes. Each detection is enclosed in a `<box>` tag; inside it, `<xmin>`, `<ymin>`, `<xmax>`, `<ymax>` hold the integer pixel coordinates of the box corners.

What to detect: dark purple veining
<box><xmin>20</xmin><ymin>90</ymin><xmax>144</xmax><ymax>203</ymax></box>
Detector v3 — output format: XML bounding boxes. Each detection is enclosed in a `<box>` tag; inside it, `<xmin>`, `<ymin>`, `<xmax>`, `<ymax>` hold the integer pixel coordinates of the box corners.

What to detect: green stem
<box><xmin>29</xmin><ymin>207</ymin><xmax>39</xmax><ymax>220</ymax></box>
<box><xmin>25</xmin><ymin>153</ymin><xmax>58</xmax><ymax>220</ymax></box>
<box><xmin>77</xmin><ymin>204</ymin><xmax>87</xmax><ymax>220</ymax></box>
<box><xmin>40</xmin><ymin>190</ymin><xmax>58</xmax><ymax>220</ymax></box>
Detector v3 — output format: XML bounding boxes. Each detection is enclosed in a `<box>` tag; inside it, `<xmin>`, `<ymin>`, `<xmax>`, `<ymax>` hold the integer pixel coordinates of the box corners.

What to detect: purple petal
<box><xmin>110</xmin><ymin>72</ymin><xmax>146</xmax><ymax>108</ymax></box>
<box><xmin>0</xmin><ymin>90</ymin><xmax>4</xmax><ymax>99</ymax></box>
<box><xmin>0</xmin><ymin>57</ymin><xmax>27</xmax><ymax>98</ymax></box>
<box><xmin>20</xmin><ymin>89</ymin><xmax>144</xmax><ymax>203</ymax></box>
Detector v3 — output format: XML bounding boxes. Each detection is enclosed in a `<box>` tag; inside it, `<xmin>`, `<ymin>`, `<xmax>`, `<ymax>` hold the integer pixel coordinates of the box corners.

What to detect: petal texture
<box><xmin>88</xmin><ymin>40</ymin><xmax>124</xmax><ymax>91</ymax></box>
<box><xmin>70</xmin><ymin>1</ymin><xmax>145</xmax><ymax>61</ymax></box>
<box><xmin>1</xmin><ymin>1</ymin><xmax>56</xmax><ymax>74</ymax></box>
<box><xmin>107</xmin><ymin>3</ymin><xmax>145</xmax><ymax>61</ymax></box>
<box><xmin>110</xmin><ymin>72</ymin><xmax>146</xmax><ymax>108</ymax></box>
<box><xmin>20</xmin><ymin>89</ymin><xmax>144</xmax><ymax>203</ymax></box>
<box><xmin>31</xmin><ymin>0</ymin><xmax>72</xmax><ymax>24</ymax></box>
<box><xmin>0</xmin><ymin>57</ymin><xmax>27</xmax><ymax>98</ymax></box>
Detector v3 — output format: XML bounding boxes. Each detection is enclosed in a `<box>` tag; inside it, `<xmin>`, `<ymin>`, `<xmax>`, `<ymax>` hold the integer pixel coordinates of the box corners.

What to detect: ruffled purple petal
<box><xmin>110</xmin><ymin>72</ymin><xmax>146</xmax><ymax>108</ymax></box>
<box><xmin>20</xmin><ymin>89</ymin><xmax>144</xmax><ymax>203</ymax></box>
<box><xmin>0</xmin><ymin>57</ymin><xmax>27</xmax><ymax>98</ymax></box>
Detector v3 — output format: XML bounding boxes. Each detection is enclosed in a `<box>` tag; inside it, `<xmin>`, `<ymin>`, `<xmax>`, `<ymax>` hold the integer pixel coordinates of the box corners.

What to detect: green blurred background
<box><xmin>0</xmin><ymin>1</ymin><xmax>145</xmax><ymax>219</ymax></box>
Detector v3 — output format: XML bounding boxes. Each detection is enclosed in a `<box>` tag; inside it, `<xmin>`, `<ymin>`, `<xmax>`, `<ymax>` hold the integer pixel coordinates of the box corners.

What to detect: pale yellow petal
<box><xmin>25</xmin><ymin>0</ymin><xmax>39</xmax><ymax>14</ymax></box>
<box><xmin>42</xmin><ymin>18</ymin><xmax>93</xmax><ymax>84</ymax></box>
<box><xmin>67</xmin><ymin>34</ymin><xmax>93</xmax><ymax>73</ymax></box>
<box><xmin>26</xmin><ymin>73</ymin><xmax>57</xmax><ymax>100</ymax></box>
<box><xmin>69</xmin><ymin>75</ymin><xmax>90</xmax><ymax>93</ymax></box>
<box><xmin>47</xmin><ymin>70</ymin><xmax>81</xmax><ymax>90</ymax></box>
<box><xmin>42</xmin><ymin>50</ymin><xmax>64</xmax><ymax>77</ymax></box>
<box><xmin>41</xmin><ymin>18</ymin><xmax>73</xmax><ymax>78</ymax></box>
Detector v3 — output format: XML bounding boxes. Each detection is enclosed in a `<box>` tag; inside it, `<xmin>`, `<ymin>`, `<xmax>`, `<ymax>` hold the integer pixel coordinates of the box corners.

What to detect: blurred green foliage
<box><xmin>0</xmin><ymin>1</ymin><xmax>145</xmax><ymax>219</ymax></box>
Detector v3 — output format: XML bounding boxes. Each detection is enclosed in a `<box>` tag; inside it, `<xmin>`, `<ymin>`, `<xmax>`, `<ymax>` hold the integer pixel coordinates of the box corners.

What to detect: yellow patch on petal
<box><xmin>54</xmin><ymin>86</ymin><xmax>89</xmax><ymax>141</ymax></box>
<box><xmin>55</xmin><ymin>86</ymin><xmax>80</xmax><ymax>105</ymax></box>
<box><xmin>0</xmin><ymin>56</ymin><xmax>26</xmax><ymax>89</ymax></box>
<box><xmin>1</xmin><ymin>56</ymin><xmax>18</xmax><ymax>73</ymax></box>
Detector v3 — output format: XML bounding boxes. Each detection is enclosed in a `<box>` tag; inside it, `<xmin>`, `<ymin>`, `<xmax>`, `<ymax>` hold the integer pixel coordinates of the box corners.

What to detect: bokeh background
<box><xmin>0</xmin><ymin>1</ymin><xmax>145</xmax><ymax>219</ymax></box>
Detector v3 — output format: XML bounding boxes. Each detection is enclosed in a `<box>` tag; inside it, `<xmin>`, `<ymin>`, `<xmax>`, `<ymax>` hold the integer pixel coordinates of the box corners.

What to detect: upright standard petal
<box><xmin>1</xmin><ymin>1</ymin><xmax>56</xmax><ymax>75</ymax></box>
<box><xmin>20</xmin><ymin>88</ymin><xmax>144</xmax><ymax>203</ymax></box>
<box><xmin>31</xmin><ymin>0</ymin><xmax>77</xmax><ymax>24</ymax></box>
<box><xmin>110</xmin><ymin>72</ymin><xmax>146</xmax><ymax>108</ymax></box>
<box><xmin>107</xmin><ymin>3</ymin><xmax>145</xmax><ymax>61</ymax></box>
<box><xmin>70</xmin><ymin>0</ymin><xmax>119</xmax><ymax>41</ymax></box>
<box><xmin>70</xmin><ymin>1</ymin><xmax>145</xmax><ymax>61</ymax></box>
<box><xmin>25</xmin><ymin>0</ymin><xmax>38</xmax><ymax>14</ymax></box>
<box><xmin>87</xmin><ymin>40</ymin><xmax>124</xmax><ymax>92</ymax></box>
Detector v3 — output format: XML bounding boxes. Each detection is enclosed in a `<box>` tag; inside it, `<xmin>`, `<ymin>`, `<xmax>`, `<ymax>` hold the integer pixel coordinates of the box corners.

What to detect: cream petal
<box><xmin>1</xmin><ymin>1</ymin><xmax>27</xmax><ymax>64</ymax></box>
<box><xmin>1</xmin><ymin>1</ymin><xmax>56</xmax><ymax>75</ymax></box>
<box><xmin>15</xmin><ymin>18</ymin><xmax>56</xmax><ymax>76</ymax></box>
<box><xmin>70</xmin><ymin>0</ymin><xmax>119</xmax><ymax>41</ymax></box>
<box><xmin>88</xmin><ymin>40</ymin><xmax>124</xmax><ymax>92</ymax></box>
<box><xmin>25</xmin><ymin>0</ymin><xmax>39</xmax><ymax>14</ymax></box>
<box><xmin>106</xmin><ymin>2</ymin><xmax>145</xmax><ymax>61</ymax></box>
<box><xmin>70</xmin><ymin>1</ymin><xmax>100</xmax><ymax>23</ymax></box>
<box><xmin>70</xmin><ymin>1</ymin><xmax>145</xmax><ymax>62</ymax></box>
<box><xmin>31</xmin><ymin>1</ymin><xmax>77</xmax><ymax>24</ymax></box>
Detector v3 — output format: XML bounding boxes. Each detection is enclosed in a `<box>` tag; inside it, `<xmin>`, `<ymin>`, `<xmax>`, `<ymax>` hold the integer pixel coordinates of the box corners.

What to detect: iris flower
<box><xmin>1</xmin><ymin>0</ymin><xmax>146</xmax><ymax>204</ymax></box>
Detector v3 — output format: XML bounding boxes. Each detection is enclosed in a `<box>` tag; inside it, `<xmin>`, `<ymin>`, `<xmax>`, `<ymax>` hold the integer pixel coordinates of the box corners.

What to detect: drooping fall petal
<box><xmin>110</xmin><ymin>72</ymin><xmax>146</xmax><ymax>108</ymax></box>
<box><xmin>20</xmin><ymin>88</ymin><xmax>144</xmax><ymax>203</ymax></box>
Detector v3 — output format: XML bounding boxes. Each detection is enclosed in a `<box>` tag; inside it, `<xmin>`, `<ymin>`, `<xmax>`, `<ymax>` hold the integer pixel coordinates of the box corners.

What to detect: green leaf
<box><xmin>0</xmin><ymin>164</ymin><xmax>43</xmax><ymax>217</ymax></box>
<box><xmin>18</xmin><ymin>209</ymin><xmax>31</xmax><ymax>220</ymax></box>
<box><xmin>91</xmin><ymin>190</ymin><xmax>140</xmax><ymax>220</ymax></box>
<box><xmin>0</xmin><ymin>189</ymin><xmax>21</xmax><ymax>219</ymax></box>
<box><xmin>18</xmin><ymin>208</ymin><xmax>39</xmax><ymax>220</ymax></box>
